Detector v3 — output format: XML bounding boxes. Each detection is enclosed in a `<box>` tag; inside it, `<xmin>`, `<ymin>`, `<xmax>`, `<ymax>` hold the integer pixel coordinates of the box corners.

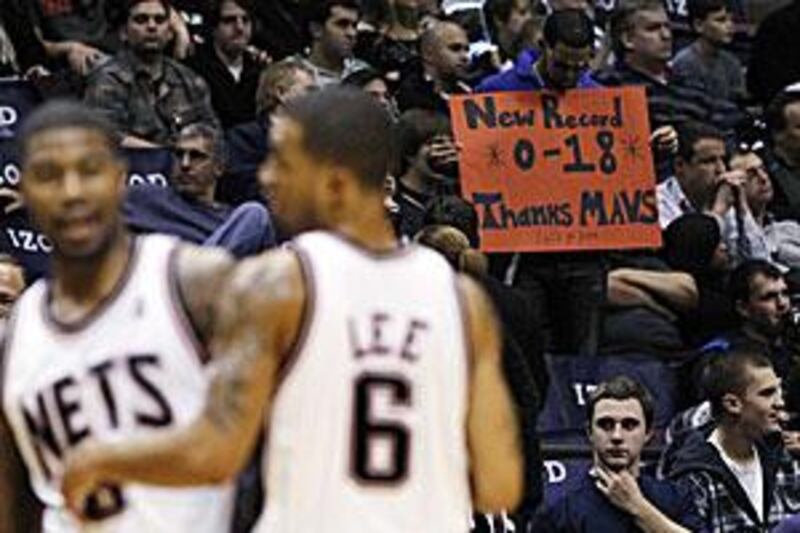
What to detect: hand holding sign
<box><xmin>450</xmin><ymin>87</ymin><xmax>662</xmax><ymax>252</ymax></box>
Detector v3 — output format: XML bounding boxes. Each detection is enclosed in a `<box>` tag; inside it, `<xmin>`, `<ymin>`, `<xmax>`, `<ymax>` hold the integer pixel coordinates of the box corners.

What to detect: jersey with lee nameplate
<box><xmin>255</xmin><ymin>231</ymin><xmax>472</xmax><ymax>533</ymax></box>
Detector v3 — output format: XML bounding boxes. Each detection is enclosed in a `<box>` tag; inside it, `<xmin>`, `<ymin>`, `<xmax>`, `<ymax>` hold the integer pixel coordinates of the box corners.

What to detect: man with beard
<box><xmin>395</xmin><ymin>19</ymin><xmax>471</xmax><ymax>114</ymax></box>
<box><xmin>531</xmin><ymin>376</ymin><xmax>703</xmax><ymax>532</ymax></box>
<box><xmin>84</xmin><ymin>0</ymin><xmax>219</xmax><ymax>148</ymax></box>
<box><xmin>186</xmin><ymin>0</ymin><xmax>267</xmax><ymax>129</ymax></box>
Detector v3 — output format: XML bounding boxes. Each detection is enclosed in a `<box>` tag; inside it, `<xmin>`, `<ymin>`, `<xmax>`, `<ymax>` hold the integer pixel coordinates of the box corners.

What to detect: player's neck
<box><xmin>333</xmin><ymin>203</ymin><xmax>398</xmax><ymax>253</ymax></box>
<box><xmin>51</xmin><ymin>230</ymin><xmax>133</xmax><ymax>310</ymax></box>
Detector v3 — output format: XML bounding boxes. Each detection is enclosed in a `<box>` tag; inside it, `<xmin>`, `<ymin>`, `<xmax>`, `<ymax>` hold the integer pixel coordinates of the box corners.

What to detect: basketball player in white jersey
<box><xmin>0</xmin><ymin>101</ymin><xmax>236</xmax><ymax>532</ymax></box>
<box><xmin>62</xmin><ymin>87</ymin><xmax>524</xmax><ymax>532</ymax></box>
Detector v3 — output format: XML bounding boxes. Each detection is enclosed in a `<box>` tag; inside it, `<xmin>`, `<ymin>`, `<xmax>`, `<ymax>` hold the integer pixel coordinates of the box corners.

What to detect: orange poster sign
<box><xmin>450</xmin><ymin>87</ymin><xmax>662</xmax><ymax>252</ymax></box>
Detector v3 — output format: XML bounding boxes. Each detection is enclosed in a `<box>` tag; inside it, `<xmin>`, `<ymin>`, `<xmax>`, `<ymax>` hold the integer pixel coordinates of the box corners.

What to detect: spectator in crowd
<box><xmin>355</xmin><ymin>0</ymin><xmax>423</xmax><ymax>80</ymax></box>
<box><xmin>392</xmin><ymin>110</ymin><xmax>460</xmax><ymax>239</ymax></box>
<box><xmin>664</xmin><ymin>213</ymin><xmax>738</xmax><ymax>348</ymax></box>
<box><xmin>478</xmin><ymin>8</ymin><xmax>598</xmax><ymax>92</ymax></box>
<box><xmin>765</xmin><ymin>89</ymin><xmax>800</xmax><ymax>222</ymax></box>
<box><xmin>0</xmin><ymin>1</ymin><xmax>47</xmax><ymax>76</ymax></box>
<box><xmin>84</xmin><ymin>0</ymin><xmax>219</xmax><ymax>148</ymax></box>
<box><xmin>604</xmin><ymin>262</ymin><xmax>698</xmax><ymax>356</ymax></box>
<box><xmin>671</xmin><ymin>0</ymin><xmax>744</xmax><ymax>103</ymax></box>
<box><xmin>298</xmin><ymin>0</ymin><xmax>367</xmax><ymax>87</ymax></box>
<box><xmin>27</xmin><ymin>0</ymin><xmax>192</xmax><ymax>77</ymax></box>
<box><xmin>420</xmin><ymin>194</ymin><xmax>547</xmax><ymax>527</ymax></box>
<box><xmin>732</xmin><ymin>148</ymin><xmax>800</xmax><ymax>271</ymax></box>
<box><xmin>747</xmin><ymin>0</ymin><xmax>800</xmax><ymax>106</ymax></box>
<box><xmin>343</xmin><ymin>67</ymin><xmax>397</xmax><ymax>118</ymax></box>
<box><xmin>222</xmin><ymin>59</ymin><xmax>316</xmax><ymax>206</ymax></box>
<box><xmin>532</xmin><ymin>376</ymin><xmax>704</xmax><ymax>532</ymax></box>
<box><xmin>668</xmin><ymin>349</ymin><xmax>800</xmax><ymax>531</ymax></box>
<box><xmin>124</xmin><ymin>123</ymin><xmax>274</xmax><ymax>256</ymax></box>
<box><xmin>186</xmin><ymin>0</ymin><xmax>265</xmax><ymax>129</ymax></box>
<box><xmin>395</xmin><ymin>20</ymin><xmax>471</xmax><ymax>114</ymax></box>
<box><xmin>0</xmin><ymin>254</ymin><xmax>24</xmax><ymax>321</ymax></box>
<box><xmin>478</xmin><ymin>8</ymin><xmax>606</xmax><ymax>357</ymax></box>
<box><xmin>595</xmin><ymin>0</ymin><xmax>734</xmax><ymax>145</ymax></box>
<box><xmin>716</xmin><ymin>261</ymin><xmax>798</xmax><ymax>381</ymax></box>
<box><xmin>483</xmin><ymin>0</ymin><xmax>537</xmax><ymax>64</ymax></box>
<box><xmin>657</xmin><ymin>122</ymin><xmax>768</xmax><ymax>265</ymax></box>
<box><xmin>26</xmin><ymin>0</ymin><xmax>118</xmax><ymax>76</ymax></box>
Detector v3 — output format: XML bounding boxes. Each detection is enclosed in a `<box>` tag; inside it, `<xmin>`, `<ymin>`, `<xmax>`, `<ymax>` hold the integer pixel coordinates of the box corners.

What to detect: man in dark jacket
<box><xmin>667</xmin><ymin>348</ymin><xmax>800</xmax><ymax>532</ymax></box>
<box><xmin>532</xmin><ymin>376</ymin><xmax>705</xmax><ymax>532</ymax></box>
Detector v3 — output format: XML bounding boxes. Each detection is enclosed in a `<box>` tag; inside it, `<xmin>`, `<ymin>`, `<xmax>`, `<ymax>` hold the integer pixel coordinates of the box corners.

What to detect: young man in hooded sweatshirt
<box><xmin>667</xmin><ymin>348</ymin><xmax>800</xmax><ymax>531</ymax></box>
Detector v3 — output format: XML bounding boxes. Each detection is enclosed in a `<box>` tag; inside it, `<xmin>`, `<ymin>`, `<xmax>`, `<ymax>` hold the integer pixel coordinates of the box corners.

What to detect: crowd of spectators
<box><xmin>3</xmin><ymin>0</ymin><xmax>800</xmax><ymax>531</ymax></box>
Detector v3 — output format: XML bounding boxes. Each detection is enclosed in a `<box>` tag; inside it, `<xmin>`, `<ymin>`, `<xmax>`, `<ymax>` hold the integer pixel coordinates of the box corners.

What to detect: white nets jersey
<box><xmin>255</xmin><ymin>231</ymin><xmax>472</xmax><ymax>533</ymax></box>
<box><xmin>1</xmin><ymin>235</ymin><xmax>234</xmax><ymax>533</ymax></box>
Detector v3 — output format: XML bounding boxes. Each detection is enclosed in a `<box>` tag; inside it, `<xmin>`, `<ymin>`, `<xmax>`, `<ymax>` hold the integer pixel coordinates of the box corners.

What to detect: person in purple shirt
<box><xmin>477</xmin><ymin>8</ymin><xmax>599</xmax><ymax>93</ymax></box>
<box><xmin>530</xmin><ymin>376</ymin><xmax>706</xmax><ymax>532</ymax></box>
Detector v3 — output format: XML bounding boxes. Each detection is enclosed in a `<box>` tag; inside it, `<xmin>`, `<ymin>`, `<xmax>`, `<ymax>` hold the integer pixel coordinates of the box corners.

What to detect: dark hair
<box><xmin>18</xmin><ymin>99</ymin><xmax>119</xmax><ymax>162</ymax></box>
<box><xmin>687</xmin><ymin>0</ymin><xmax>729</xmax><ymax>26</ymax></box>
<box><xmin>282</xmin><ymin>86</ymin><xmax>392</xmax><ymax>191</ymax></box>
<box><xmin>543</xmin><ymin>9</ymin><xmax>594</xmax><ymax>49</ymax></box>
<box><xmin>586</xmin><ymin>375</ymin><xmax>655</xmax><ymax>432</ymax></box>
<box><xmin>207</xmin><ymin>0</ymin><xmax>253</xmax><ymax>29</ymax></box>
<box><xmin>609</xmin><ymin>0</ymin><xmax>664</xmax><ymax>57</ymax></box>
<box><xmin>765</xmin><ymin>89</ymin><xmax>800</xmax><ymax>137</ymax></box>
<box><xmin>484</xmin><ymin>0</ymin><xmax>520</xmax><ymax>26</ymax></box>
<box><xmin>729</xmin><ymin>259</ymin><xmax>784</xmax><ymax>309</ymax></box>
<box><xmin>676</xmin><ymin>121</ymin><xmax>725</xmax><ymax>162</ymax></box>
<box><xmin>702</xmin><ymin>346</ymin><xmax>773</xmax><ymax>419</ymax></box>
<box><xmin>342</xmin><ymin>66</ymin><xmax>385</xmax><ymax>88</ymax></box>
<box><xmin>124</xmin><ymin>0</ymin><xmax>171</xmax><ymax>20</ymax></box>
<box><xmin>663</xmin><ymin>213</ymin><xmax>721</xmax><ymax>276</ymax></box>
<box><xmin>422</xmin><ymin>195</ymin><xmax>481</xmax><ymax>248</ymax></box>
<box><xmin>393</xmin><ymin>110</ymin><xmax>451</xmax><ymax>176</ymax></box>
<box><xmin>305</xmin><ymin>0</ymin><xmax>360</xmax><ymax>28</ymax></box>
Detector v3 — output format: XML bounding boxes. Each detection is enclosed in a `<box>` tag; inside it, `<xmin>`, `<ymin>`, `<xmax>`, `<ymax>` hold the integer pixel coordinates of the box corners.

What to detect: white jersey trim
<box><xmin>274</xmin><ymin>247</ymin><xmax>316</xmax><ymax>386</ymax></box>
<box><xmin>39</xmin><ymin>237</ymin><xmax>141</xmax><ymax>335</ymax></box>
<box><xmin>165</xmin><ymin>245</ymin><xmax>212</xmax><ymax>367</ymax></box>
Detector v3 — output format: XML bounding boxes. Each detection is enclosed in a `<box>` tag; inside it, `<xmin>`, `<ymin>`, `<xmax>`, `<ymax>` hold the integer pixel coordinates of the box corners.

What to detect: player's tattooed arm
<box><xmin>174</xmin><ymin>245</ymin><xmax>236</xmax><ymax>351</ymax></box>
<box><xmin>460</xmin><ymin>274</ymin><xmax>524</xmax><ymax>513</ymax></box>
<box><xmin>0</xmin><ymin>333</ymin><xmax>43</xmax><ymax>532</ymax></box>
<box><xmin>62</xmin><ymin>249</ymin><xmax>305</xmax><ymax>510</ymax></box>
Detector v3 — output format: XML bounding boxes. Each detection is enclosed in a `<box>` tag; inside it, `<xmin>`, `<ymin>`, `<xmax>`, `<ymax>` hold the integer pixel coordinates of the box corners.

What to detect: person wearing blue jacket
<box><xmin>476</xmin><ymin>9</ymin><xmax>605</xmax><ymax>357</ymax></box>
<box><xmin>477</xmin><ymin>8</ymin><xmax>600</xmax><ymax>93</ymax></box>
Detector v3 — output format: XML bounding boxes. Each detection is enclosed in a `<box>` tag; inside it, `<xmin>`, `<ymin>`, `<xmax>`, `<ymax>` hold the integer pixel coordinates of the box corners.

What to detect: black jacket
<box><xmin>668</xmin><ymin>430</ymin><xmax>799</xmax><ymax>531</ymax></box>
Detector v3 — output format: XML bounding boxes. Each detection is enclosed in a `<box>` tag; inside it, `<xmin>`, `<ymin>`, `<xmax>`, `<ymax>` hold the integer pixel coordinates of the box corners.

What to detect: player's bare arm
<box><xmin>174</xmin><ymin>244</ymin><xmax>237</xmax><ymax>351</ymax></box>
<box><xmin>61</xmin><ymin>248</ymin><xmax>306</xmax><ymax>516</ymax></box>
<box><xmin>0</xmin><ymin>332</ymin><xmax>43</xmax><ymax>532</ymax></box>
<box><xmin>461</xmin><ymin>274</ymin><xmax>524</xmax><ymax>512</ymax></box>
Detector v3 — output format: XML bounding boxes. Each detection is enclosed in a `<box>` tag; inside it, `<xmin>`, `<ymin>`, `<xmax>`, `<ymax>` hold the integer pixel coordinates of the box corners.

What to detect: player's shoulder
<box><xmin>227</xmin><ymin>247</ymin><xmax>305</xmax><ymax>305</ymax></box>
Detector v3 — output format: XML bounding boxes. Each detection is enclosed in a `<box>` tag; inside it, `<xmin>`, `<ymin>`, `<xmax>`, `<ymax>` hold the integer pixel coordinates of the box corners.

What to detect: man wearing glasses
<box><xmin>124</xmin><ymin>124</ymin><xmax>274</xmax><ymax>256</ymax></box>
<box><xmin>85</xmin><ymin>0</ymin><xmax>219</xmax><ymax>149</ymax></box>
